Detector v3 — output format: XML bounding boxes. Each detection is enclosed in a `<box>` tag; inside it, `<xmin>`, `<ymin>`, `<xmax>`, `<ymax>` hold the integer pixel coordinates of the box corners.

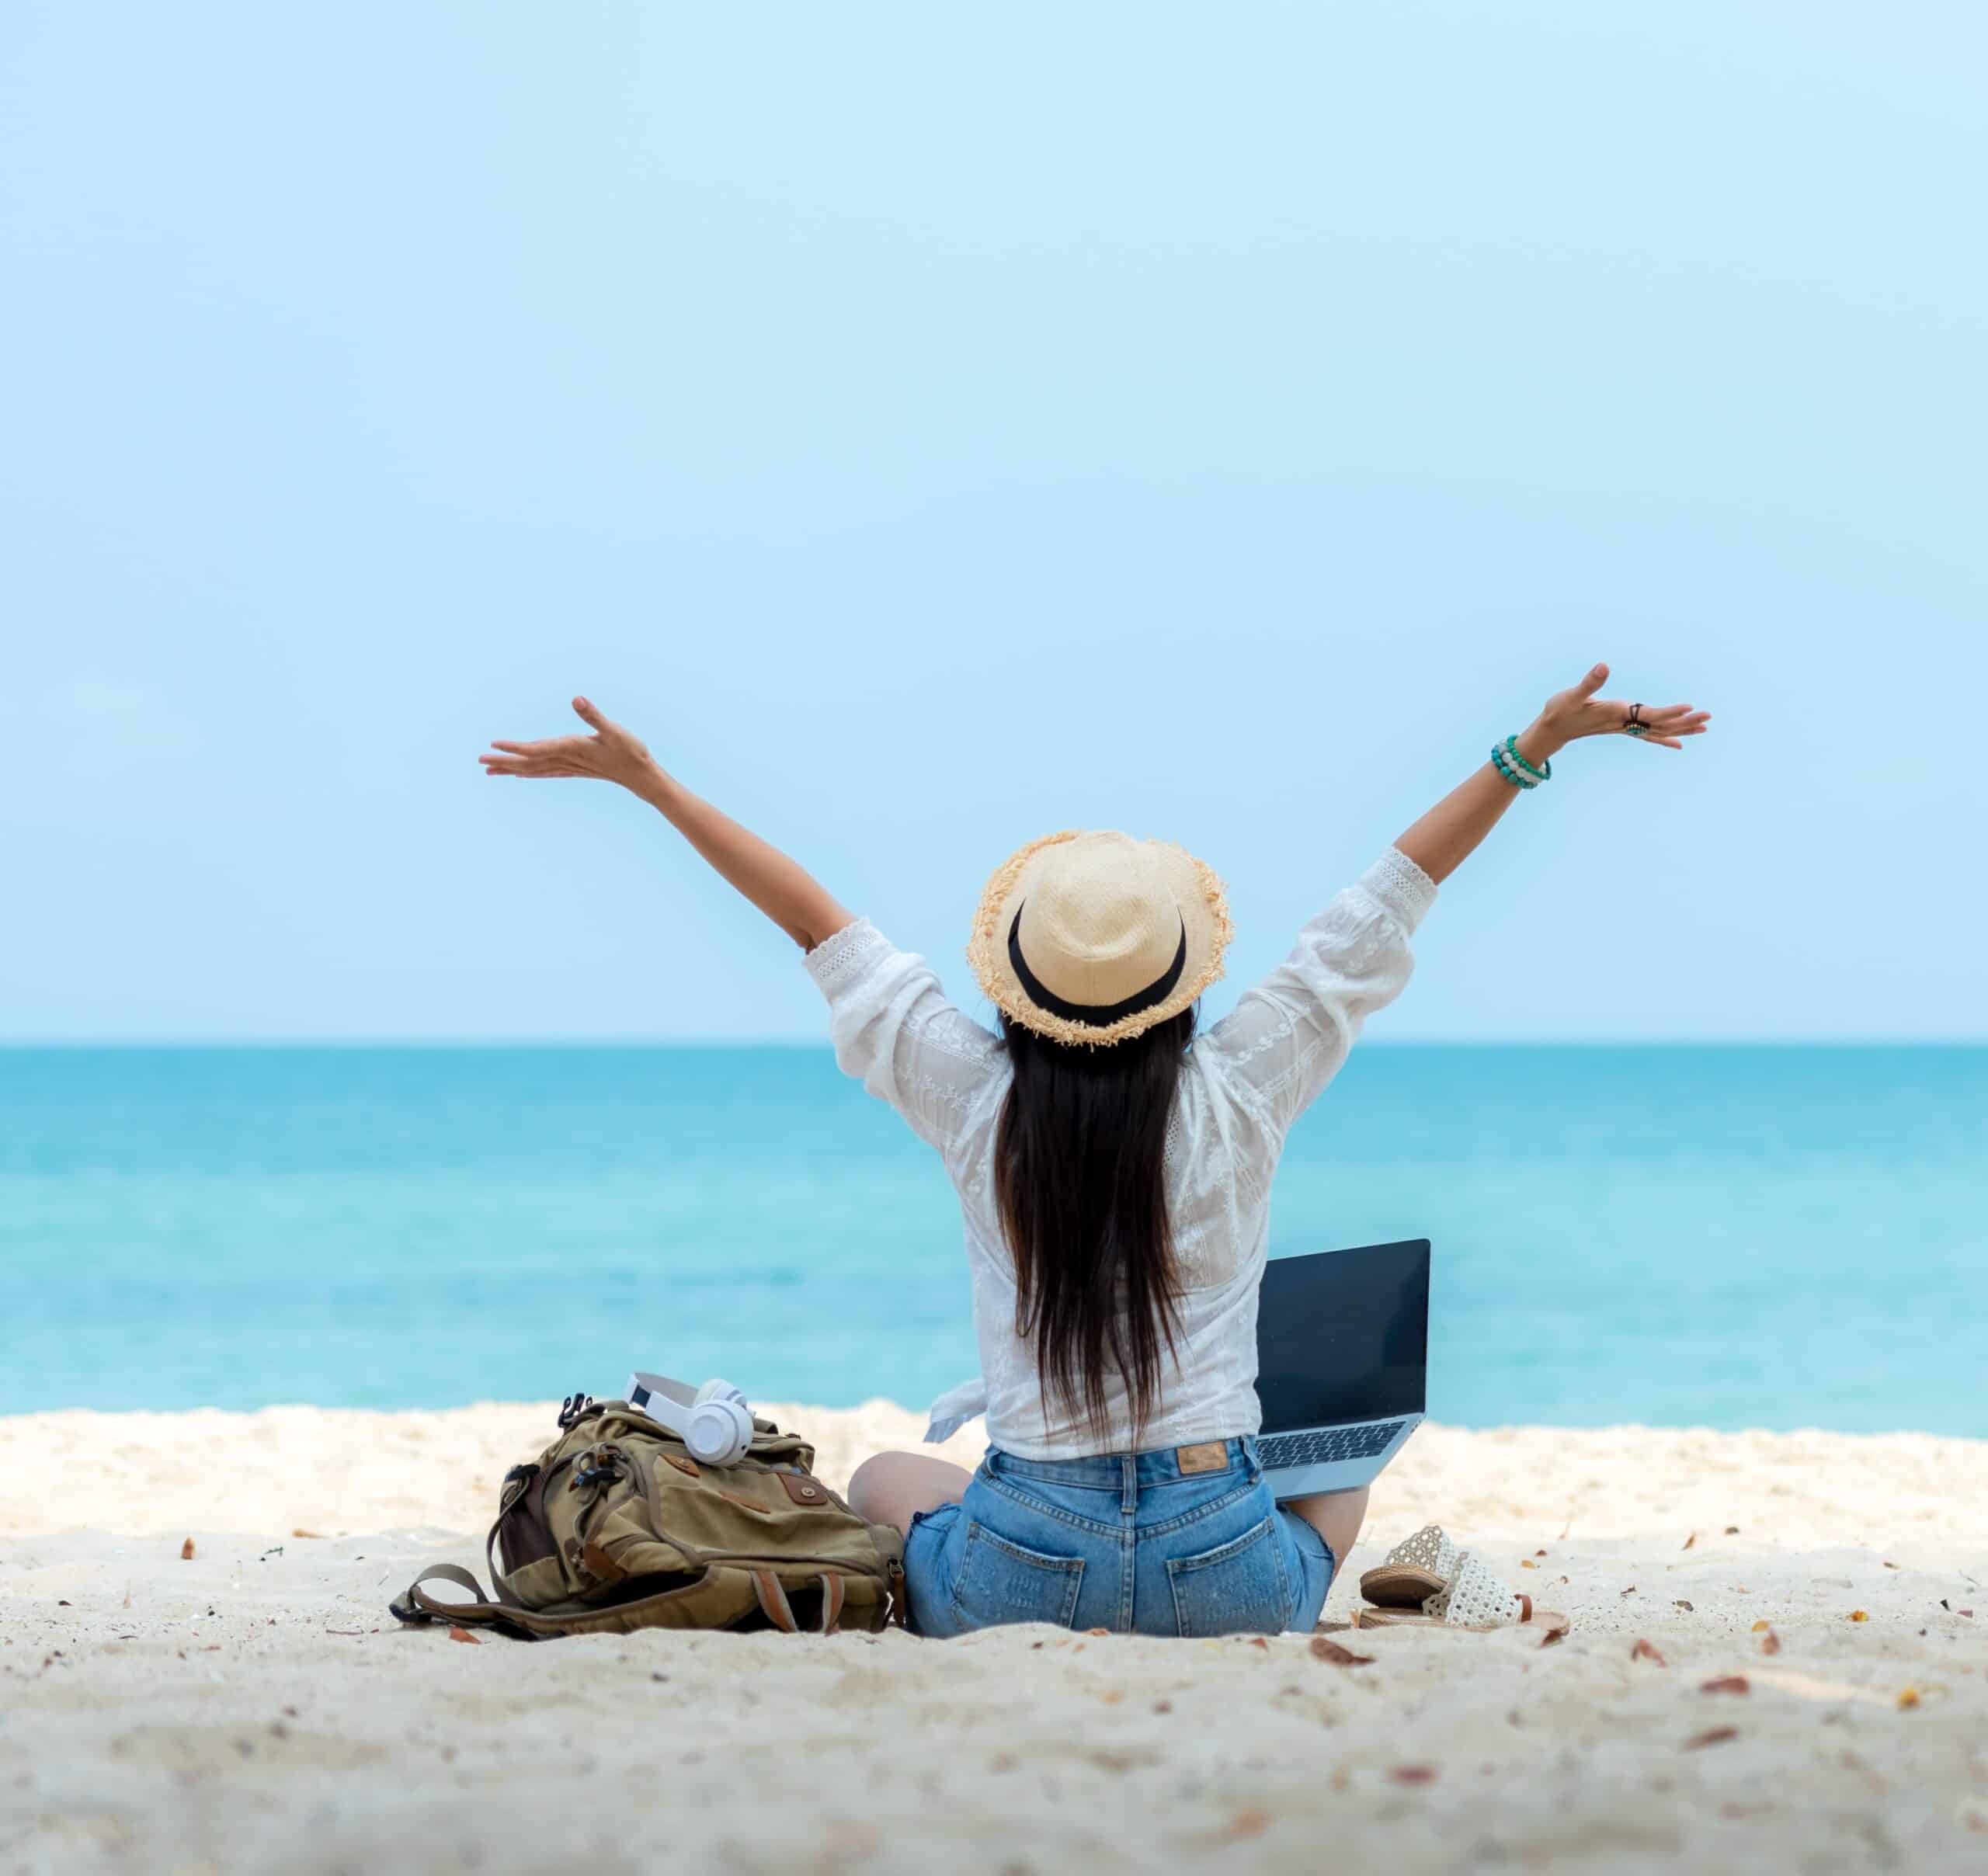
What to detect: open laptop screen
<box><xmin>1255</xmin><ymin>1239</ymin><xmax>1430</xmax><ymax>1431</ymax></box>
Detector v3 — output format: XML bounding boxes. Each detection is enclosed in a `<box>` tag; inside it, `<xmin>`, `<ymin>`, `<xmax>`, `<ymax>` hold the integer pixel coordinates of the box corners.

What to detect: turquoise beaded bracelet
<box><xmin>1491</xmin><ymin>735</ymin><xmax>1550</xmax><ymax>789</ymax></box>
<box><xmin>1503</xmin><ymin>735</ymin><xmax>1549</xmax><ymax>783</ymax></box>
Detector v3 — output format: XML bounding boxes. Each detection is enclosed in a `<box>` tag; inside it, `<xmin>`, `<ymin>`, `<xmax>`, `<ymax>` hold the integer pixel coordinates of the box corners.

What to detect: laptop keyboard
<box><xmin>1258</xmin><ymin>1421</ymin><xmax>1406</xmax><ymax>1471</ymax></box>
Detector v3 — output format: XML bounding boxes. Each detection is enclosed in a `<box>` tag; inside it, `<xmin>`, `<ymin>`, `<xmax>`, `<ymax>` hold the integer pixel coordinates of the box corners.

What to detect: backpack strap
<box><xmin>751</xmin><ymin>1569</ymin><xmax>799</xmax><ymax>1634</ymax></box>
<box><xmin>748</xmin><ymin>1568</ymin><xmax>850</xmax><ymax>1635</ymax></box>
<box><xmin>485</xmin><ymin>1515</ymin><xmax>520</xmax><ymax>1604</ymax></box>
<box><xmin>390</xmin><ymin>1563</ymin><xmax>513</xmax><ymax>1629</ymax></box>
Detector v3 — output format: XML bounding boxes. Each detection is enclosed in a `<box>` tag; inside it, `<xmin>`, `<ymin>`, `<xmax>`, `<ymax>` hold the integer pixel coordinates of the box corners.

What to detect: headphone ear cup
<box><xmin>684</xmin><ymin>1396</ymin><xmax>755</xmax><ymax>1466</ymax></box>
<box><xmin>693</xmin><ymin>1378</ymin><xmax>747</xmax><ymax>1411</ymax></box>
<box><xmin>714</xmin><ymin>1398</ymin><xmax>754</xmax><ymax>1463</ymax></box>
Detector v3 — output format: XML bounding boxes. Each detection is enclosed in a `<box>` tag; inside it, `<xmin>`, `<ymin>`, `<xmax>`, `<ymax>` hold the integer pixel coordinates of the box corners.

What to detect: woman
<box><xmin>482</xmin><ymin>662</ymin><xmax>1708</xmax><ymax>1637</ymax></box>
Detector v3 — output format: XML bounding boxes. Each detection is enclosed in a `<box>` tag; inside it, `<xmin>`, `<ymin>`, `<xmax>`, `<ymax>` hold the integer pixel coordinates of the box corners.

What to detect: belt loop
<box><xmin>1121</xmin><ymin>1453</ymin><xmax>1137</xmax><ymax>1516</ymax></box>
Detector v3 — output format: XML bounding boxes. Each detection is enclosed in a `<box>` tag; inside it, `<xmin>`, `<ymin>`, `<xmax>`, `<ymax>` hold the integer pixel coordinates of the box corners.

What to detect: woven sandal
<box><xmin>1353</xmin><ymin>1524</ymin><xmax>1567</xmax><ymax>1633</ymax></box>
<box><xmin>1359</xmin><ymin>1523</ymin><xmax>1463</xmax><ymax>1609</ymax></box>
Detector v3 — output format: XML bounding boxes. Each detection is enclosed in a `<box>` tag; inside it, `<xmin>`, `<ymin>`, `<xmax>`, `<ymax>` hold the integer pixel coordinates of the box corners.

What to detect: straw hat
<box><xmin>968</xmin><ymin>831</ymin><xmax>1233</xmax><ymax>1047</ymax></box>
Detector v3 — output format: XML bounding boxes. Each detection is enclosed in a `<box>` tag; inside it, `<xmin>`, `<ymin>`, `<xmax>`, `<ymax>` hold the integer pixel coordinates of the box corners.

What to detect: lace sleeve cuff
<box><xmin>1358</xmin><ymin>847</ymin><xmax>1438</xmax><ymax>935</ymax></box>
<box><xmin>802</xmin><ymin>917</ymin><xmax>894</xmax><ymax>997</ymax></box>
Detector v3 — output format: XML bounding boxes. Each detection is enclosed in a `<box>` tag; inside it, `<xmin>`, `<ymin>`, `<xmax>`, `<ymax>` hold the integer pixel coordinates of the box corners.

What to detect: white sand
<box><xmin>3</xmin><ymin>1404</ymin><xmax>1985</xmax><ymax>1874</ymax></box>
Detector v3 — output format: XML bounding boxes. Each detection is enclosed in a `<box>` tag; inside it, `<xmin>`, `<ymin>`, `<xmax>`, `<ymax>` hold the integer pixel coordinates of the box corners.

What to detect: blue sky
<box><xmin>4</xmin><ymin>4</ymin><xmax>1983</xmax><ymax>1042</ymax></box>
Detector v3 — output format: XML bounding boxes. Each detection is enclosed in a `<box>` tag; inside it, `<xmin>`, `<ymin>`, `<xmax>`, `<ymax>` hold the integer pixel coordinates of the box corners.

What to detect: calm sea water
<box><xmin>1</xmin><ymin>1047</ymin><xmax>1982</xmax><ymax>1433</ymax></box>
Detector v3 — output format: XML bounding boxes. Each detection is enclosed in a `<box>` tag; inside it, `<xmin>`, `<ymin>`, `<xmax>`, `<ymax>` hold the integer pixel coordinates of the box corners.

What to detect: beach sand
<box><xmin>3</xmin><ymin>1405</ymin><xmax>1984</xmax><ymax>1873</ymax></box>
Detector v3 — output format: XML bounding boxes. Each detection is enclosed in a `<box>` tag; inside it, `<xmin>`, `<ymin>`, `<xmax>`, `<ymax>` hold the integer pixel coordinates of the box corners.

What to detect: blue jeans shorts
<box><xmin>902</xmin><ymin>1435</ymin><xmax>1333</xmax><ymax>1639</ymax></box>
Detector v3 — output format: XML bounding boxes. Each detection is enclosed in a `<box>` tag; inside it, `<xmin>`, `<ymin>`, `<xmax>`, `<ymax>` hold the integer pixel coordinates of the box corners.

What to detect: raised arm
<box><xmin>1200</xmin><ymin>662</ymin><xmax>1709</xmax><ymax>1136</ymax></box>
<box><xmin>479</xmin><ymin>697</ymin><xmax>854</xmax><ymax>950</ymax></box>
<box><xmin>1395</xmin><ymin>662</ymin><xmax>1710</xmax><ymax>884</ymax></box>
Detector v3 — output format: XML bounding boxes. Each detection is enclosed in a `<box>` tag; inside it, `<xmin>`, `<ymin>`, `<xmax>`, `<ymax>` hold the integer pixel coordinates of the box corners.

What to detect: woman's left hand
<box><xmin>1530</xmin><ymin>662</ymin><xmax>1712</xmax><ymax>756</ymax></box>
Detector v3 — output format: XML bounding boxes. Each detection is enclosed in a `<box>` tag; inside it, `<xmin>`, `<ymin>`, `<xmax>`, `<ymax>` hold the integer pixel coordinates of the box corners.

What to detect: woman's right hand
<box><xmin>479</xmin><ymin>697</ymin><xmax>662</xmax><ymax>795</ymax></box>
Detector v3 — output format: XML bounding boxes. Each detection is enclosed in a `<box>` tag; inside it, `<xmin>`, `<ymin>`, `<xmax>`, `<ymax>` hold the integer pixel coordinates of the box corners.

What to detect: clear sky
<box><xmin>4</xmin><ymin>4</ymin><xmax>1983</xmax><ymax>1043</ymax></box>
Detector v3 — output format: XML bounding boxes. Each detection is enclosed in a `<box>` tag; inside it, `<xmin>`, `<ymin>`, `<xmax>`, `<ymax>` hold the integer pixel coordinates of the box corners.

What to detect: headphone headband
<box><xmin>626</xmin><ymin>1372</ymin><xmax>756</xmax><ymax>1467</ymax></box>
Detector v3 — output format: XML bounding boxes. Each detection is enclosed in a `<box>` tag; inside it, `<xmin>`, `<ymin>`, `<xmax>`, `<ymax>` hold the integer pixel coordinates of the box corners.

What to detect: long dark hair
<box><xmin>993</xmin><ymin>1005</ymin><xmax>1195</xmax><ymax>1447</ymax></box>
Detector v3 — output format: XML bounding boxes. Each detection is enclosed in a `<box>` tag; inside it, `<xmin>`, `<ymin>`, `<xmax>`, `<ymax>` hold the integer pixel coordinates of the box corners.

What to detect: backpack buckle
<box><xmin>572</xmin><ymin>1444</ymin><xmax>627</xmax><ymax>1491</ymax></box>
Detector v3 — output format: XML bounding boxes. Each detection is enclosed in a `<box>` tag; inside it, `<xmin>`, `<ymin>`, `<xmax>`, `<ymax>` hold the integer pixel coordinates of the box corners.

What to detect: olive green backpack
<box><xmin>390</xmin><ymin>1394</ymin><xmax>905</xmax><ymax>1640</ymax></box>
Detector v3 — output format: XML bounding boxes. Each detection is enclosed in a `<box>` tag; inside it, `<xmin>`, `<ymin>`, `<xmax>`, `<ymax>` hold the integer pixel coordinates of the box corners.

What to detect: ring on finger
<box><xmin>1623</xmin><ymin>702</ymin><xmax>1649</xmax><ymax>737</ymax></box>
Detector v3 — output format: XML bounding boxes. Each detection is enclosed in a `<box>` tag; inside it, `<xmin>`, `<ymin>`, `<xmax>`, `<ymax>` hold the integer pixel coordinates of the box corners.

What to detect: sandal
<box><xmin>1353</xmin><ymin>1524</ymin><xmax>1568</xmax><ymax>1634</ymax></box>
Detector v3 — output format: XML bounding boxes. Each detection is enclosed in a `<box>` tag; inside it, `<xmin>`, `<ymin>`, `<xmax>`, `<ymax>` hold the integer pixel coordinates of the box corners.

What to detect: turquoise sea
<box><xmin>1</xmin><ymin>1046</ymin><xmax>1982</xmax><ymax>1433</ymax></box>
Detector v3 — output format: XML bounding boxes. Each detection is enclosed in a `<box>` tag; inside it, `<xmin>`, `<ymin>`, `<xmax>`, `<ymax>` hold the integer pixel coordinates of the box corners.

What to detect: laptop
<box><xmin>1253</xmin><ymin>1238</ymin><xmax>1430</xmax><ymax>1499</ymax></box>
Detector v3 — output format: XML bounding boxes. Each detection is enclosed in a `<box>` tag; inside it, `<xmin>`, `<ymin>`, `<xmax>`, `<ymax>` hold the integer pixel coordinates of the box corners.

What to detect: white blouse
<box><xmin>802</xmin><ymin>846</ymin><xmax>1437</xmax><ymax>1461</ymax></box>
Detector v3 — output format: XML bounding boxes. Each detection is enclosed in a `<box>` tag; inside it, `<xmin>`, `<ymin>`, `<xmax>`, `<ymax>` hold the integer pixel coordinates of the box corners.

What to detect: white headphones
<box><xmin>625</xmin><ymin>1372</ymin><xmax>756</xmax><ymax>1467</ymax></box>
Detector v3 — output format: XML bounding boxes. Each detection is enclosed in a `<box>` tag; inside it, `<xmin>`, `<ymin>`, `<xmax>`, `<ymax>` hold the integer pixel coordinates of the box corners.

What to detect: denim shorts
<box><xmin>902</xmin><ymin>1435</ymin><xmax>1333</xmax><ymax>1639</ymax></box>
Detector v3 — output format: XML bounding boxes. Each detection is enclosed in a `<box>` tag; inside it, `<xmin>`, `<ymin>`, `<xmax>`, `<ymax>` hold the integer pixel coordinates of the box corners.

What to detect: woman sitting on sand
<box><xmin>483</xmin><ymin>663</ymin><xmax>1707</xmax><ymax>1637</ymax></box>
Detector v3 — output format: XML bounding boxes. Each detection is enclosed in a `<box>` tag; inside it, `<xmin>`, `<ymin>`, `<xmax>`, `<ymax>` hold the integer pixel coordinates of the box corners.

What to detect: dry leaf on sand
<box><xmin>1309</xmin><ymin>1636</ymin><xmax>1373</xmax><ymax>1666</ymax></box>
<box><xmin>1750</xmin><ymin>1619</ymin><xmax>1771</xmax><ymax>1631</ymax></box>
<box><xmin>1682</xmin><ymin>1532</ymin><xmax>1697</xmax><ymax>1551</ymax></box>
<box><xmin>179</xmin><ymin>1538</ymin><xmax>195</xmax><ymax>1561</ymax></box>
<box><xmin>1388</xmin><ymin>1766</ymin><xmax>1438</xmax><ymax>1785</ymax></box>
<box><xmin>1760</xmin><ymin>1629</ymin><xmax>1782</xmax><ymax>1655</ymax></box>
<box><xmin>1701</xmin><ymin>1676</ymin><xmax>1750</xmax><ymax>1696</ymax></box>
<box><xmin>1684</xmin><ymin>1726</ymin><xmax>1740</xmax><ymax>1750</ymax></box>
<box><xmin>1849</xmin><ymin>1610</ymin><xmax>1869</xmax><ymax>1622</ymax></box>
<box><xmin>447</xmin><ymin>1627</ymin><xmax>481</xmax><ymax>1645</ymax></box>
<box><xmin>1631</xmin><ymin>1639</ymin><xmax>1667</xmax><ymax>1666</ymax></box>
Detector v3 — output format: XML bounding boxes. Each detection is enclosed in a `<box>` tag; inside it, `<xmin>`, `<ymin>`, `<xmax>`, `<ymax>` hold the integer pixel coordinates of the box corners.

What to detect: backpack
<box><xmin>389</xmin><ymin>1394</ymin><xmax>906</xmax><ymax>1640</ymax></box>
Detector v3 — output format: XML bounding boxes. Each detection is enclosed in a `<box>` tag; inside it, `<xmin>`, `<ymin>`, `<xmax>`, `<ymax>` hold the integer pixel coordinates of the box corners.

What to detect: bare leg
<box><xmin>846</xmin><ymin>1450</ymin><xmax>974</xmax><ymax>1539</ymax></box>
<box><xmin>1282</xmin><ymin>1484</ymin><xmax>1370</xmax><ymax>1575</ymax></box>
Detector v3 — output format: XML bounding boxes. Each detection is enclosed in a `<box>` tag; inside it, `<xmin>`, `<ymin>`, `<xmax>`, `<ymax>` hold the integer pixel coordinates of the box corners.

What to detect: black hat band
<box><xmin>1006</xmin><ymin>902</ymin><xmax>1188</xmax><ymax>1027</ymax></box>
